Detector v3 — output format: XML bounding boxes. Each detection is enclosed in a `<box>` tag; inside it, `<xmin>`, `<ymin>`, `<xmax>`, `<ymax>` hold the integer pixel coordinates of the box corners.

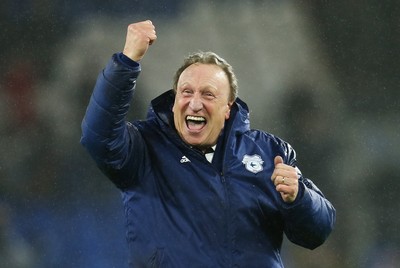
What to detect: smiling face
<box><xmin>173</xmin><ymin>63</ymin><xmax>232</xmax><ymax>149</ymax></box>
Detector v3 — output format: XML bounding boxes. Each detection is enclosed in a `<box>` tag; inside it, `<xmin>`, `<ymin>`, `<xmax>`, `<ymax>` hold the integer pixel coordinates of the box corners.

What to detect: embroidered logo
<box><xmin>242</xmin><ymin>154</ymin><xmax>264</xmax><ymax>174</ymax></box>
<box><xmin>180</xmin><ymin>156</ymin><xmax>191</xmax><ymax>163</ymax></box>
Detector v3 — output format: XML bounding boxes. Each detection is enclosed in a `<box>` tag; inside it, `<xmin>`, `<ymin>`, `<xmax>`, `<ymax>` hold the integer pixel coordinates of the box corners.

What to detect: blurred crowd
<box><xmin>1</xmin><ymin>1</ymin><xmax>399</xmax><ymax>267</ymax></box>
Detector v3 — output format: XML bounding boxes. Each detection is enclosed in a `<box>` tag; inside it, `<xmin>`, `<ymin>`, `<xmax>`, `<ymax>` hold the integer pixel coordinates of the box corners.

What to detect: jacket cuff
<box><xmin>117</xmin><ymin>52</ymin><xmax>141</xmax><ymax>68</ymax></box>
<box><xmin>102</xmin><ymin>53</ymin><xmax>141</xmax><ymax>89</ymax></box>
<box><xmin>280</xmin><ymin>179</ymin><xmax>305</xmax><ymax>209</ymax></box>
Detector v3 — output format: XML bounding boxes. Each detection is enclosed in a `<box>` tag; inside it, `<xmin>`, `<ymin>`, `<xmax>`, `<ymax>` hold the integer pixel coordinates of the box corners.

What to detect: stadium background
<box><xmin>1</xmin><ymin>1</ymin><xmax>399</xmax><ymax>267</ymax></box>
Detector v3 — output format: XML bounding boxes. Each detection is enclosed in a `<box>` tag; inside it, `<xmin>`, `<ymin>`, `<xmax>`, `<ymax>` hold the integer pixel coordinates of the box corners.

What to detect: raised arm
<box><xmin>80</xmin><ymin>21</ymin><xmax>157</xmax><ymax>188</ymax></box>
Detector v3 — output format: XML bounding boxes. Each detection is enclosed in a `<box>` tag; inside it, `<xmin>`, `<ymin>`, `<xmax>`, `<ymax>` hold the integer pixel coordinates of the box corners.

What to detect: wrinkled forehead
<box><xmin>177</xmin><ymin>64</ymin><xmax>228</xmax><ymax>87</ymax></box>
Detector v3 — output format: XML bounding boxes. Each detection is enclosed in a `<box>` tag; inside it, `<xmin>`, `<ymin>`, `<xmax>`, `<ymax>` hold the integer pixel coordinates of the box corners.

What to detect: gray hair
<box><xmin>173</xmin><ymin>51</ymin><xmax>238</xmax><ymax>102</ymax></box>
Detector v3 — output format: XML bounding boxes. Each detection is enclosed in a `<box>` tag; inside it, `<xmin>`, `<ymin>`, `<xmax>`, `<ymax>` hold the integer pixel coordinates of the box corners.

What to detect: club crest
<box><xmin>242</xmin><ymin>154</ymin><xmax>264</xmax><ymax>174</ymax></box>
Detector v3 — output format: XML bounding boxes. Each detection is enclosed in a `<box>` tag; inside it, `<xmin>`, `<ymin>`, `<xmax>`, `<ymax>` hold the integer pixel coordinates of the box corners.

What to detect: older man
<box><xmin>81</xmin><ymin>20</ymin><xmax>335</xmax><ymax>267</ymax></box>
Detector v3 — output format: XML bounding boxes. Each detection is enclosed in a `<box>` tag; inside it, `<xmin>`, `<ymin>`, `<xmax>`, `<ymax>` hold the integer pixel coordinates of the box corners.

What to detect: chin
<box><xmin>183</xmin><ymin>137</ymin><xmax>204</xmax><ymax>147</ymax></box>
<box><xmin>186</xmin><ymin>140</ymin><xmax>203</xmax><ymax>147</ymax></box>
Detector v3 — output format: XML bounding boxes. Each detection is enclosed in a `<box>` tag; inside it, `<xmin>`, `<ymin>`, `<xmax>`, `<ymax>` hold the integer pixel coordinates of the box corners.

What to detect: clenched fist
<box><xmin>123</xmin><ymin>20</ymin><xmax>157</xmax><ymax>62</ymax></box>
<box><xmin>271</xmin><ymin>156</ymin><xmax>299</xmax><ymax>203</ymax></box>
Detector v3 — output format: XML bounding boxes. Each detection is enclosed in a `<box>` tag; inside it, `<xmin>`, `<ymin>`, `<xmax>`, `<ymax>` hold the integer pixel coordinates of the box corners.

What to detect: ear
<box><xmin>225</xmin><ymin>102</ymin><xmax>233</xmax><ymax>120</ymax></box>
<box><xmin>172</xmin><ymin>95</ymin><xmax>178</xmax><ymax>112</ymax></box>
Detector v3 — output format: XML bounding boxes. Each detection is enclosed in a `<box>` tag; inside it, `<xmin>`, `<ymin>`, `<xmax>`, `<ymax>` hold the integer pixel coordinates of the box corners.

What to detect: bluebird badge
<box><xmin>242</xmin><ymin>154</ymin><xmax>264</xmax><ymax>174</ymax></box>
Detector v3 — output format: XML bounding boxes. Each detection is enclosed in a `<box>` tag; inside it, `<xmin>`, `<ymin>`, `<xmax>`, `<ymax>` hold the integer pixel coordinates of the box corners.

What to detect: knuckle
<box><xmin>128</xmin><ymin>23</ymin><xmax>137</xmax><ymax>31</ymax></box>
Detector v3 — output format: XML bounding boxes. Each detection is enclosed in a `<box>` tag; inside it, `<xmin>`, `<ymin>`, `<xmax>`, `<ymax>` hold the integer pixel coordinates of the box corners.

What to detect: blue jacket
<box><xmin>81</xmin><ymin>53</ymin><xmax>335</xmax><ymax>268</ymax></box>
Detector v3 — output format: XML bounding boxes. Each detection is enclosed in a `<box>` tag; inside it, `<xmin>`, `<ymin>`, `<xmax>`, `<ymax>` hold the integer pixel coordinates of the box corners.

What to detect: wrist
<box><xmin>118</xmin><ymin>52</ymin><xmax>140</xmax><ymax>68</ymax></box>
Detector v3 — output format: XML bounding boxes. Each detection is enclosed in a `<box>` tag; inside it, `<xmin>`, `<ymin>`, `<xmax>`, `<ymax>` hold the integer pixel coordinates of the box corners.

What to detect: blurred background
<box><xmin>1</xmin><ymin>0</ymin><xmax>399</xmax><ymax>267</ymax></box>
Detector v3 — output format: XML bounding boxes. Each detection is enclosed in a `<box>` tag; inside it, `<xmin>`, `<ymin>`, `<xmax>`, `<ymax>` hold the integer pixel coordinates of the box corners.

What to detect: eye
<box><xmin>203</xmin><ymin>91</ymin><xmax>215</xmax><ymax>99</ymax></box>
<box><xmin>181</xmin><ymin>88</ymin><xmax>193</xmax><ymax>96</ymax></box>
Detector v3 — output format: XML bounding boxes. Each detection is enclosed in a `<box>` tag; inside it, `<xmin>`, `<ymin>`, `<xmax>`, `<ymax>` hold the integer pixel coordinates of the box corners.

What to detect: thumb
<box><xmin>274</xmin><ymin>156</ymin><xmax>284</xmax><ymax>166</ymax></box>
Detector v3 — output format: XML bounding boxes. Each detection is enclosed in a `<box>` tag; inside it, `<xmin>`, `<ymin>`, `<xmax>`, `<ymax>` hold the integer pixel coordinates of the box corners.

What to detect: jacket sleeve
<box><xmin>279</xmin><ymin>141</ymin><xmax>336</xmax><ymax>249</ymax></box>
<box><xmin>80</xmin><ymin>53</ymin><xmax>145</xmax><ymax>188</ymax></box>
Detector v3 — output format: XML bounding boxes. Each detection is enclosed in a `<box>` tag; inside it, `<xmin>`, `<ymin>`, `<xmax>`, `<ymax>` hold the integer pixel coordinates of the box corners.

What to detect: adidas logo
<box><xmin>180</xmin><ymin>156</ymin><xmax>191</xmax><ymax>163</ymax></box>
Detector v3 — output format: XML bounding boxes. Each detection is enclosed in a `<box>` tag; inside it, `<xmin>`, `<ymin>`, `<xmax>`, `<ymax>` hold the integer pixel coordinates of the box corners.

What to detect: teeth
<box><xmin>186</xmin><ymin>115</ymin><xmax>206</xmax><ymax>122</ymax></box>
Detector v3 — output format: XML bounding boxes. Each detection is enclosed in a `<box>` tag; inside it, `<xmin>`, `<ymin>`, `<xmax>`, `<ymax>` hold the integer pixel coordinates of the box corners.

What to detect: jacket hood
<box><xmin>147</xmin><ymin>89</ymin><xmax>251</xmax><ymax>135</ymax></box>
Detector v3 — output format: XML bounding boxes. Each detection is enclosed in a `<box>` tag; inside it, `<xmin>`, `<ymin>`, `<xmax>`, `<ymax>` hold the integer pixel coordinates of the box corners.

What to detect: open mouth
<box><xmin>186</xmin><ymin>115</ymin><xmax>206</xmax><ymax>131</ymax></box>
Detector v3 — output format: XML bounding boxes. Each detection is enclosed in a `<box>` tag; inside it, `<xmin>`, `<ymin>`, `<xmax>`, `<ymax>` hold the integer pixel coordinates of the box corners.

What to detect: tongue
<box><xmin>187</xmin><ymin>121</ymin><xmax>205</xmax><ymax>130</ymax></box>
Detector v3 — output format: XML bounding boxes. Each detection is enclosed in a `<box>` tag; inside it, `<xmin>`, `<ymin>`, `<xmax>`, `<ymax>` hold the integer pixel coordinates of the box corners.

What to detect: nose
<box><xmin>189</xmin><ymin>95</ymin><xmax>203</xmax><ymax>112</ymax></box>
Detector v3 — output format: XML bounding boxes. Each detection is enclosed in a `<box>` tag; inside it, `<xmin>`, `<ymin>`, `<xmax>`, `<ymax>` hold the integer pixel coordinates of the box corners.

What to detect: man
<box><xmin>81</xmin><ymin>20</ymin><xmax>335</xmax><ymax>267</ymax></box>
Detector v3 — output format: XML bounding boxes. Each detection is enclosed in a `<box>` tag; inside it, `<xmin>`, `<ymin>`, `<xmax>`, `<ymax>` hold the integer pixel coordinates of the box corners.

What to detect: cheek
<box><xmin>173</xmin><ymin>98</ymin><xmax>186</xmax><ymax>113</ymax></box>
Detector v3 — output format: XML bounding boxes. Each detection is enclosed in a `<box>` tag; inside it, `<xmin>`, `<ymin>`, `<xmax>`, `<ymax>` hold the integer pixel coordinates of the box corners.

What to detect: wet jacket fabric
<box><xmin>81</xmin><ymin>53</ymin><xmax>336</xmax><ymax>268</ymax></box>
